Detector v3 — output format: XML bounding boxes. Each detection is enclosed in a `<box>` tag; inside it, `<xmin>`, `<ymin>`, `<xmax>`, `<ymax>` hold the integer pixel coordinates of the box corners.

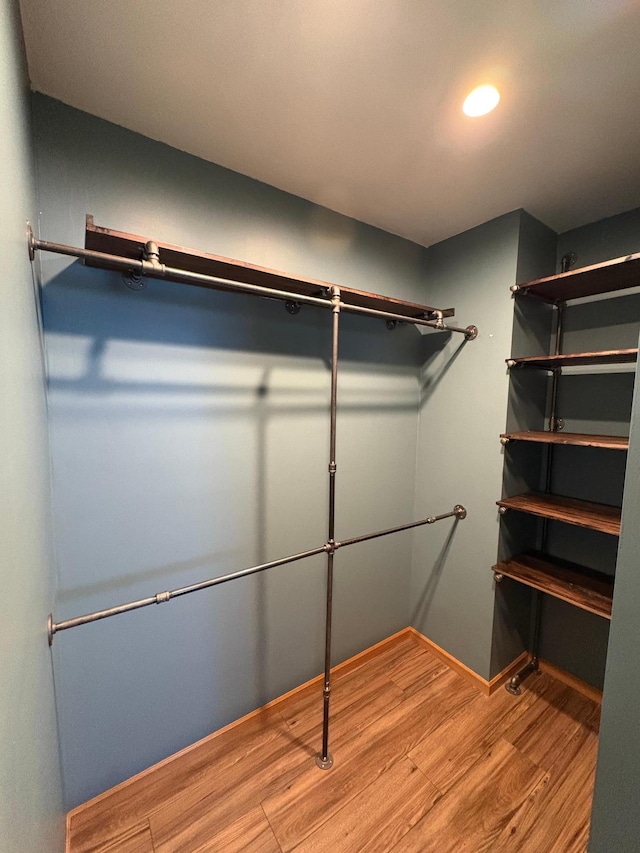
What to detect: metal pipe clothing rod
<box><xmin>341</xmin><ymin>302</ymin><xmax>478</xmax><ymax>339</ymax></box>
<box><xmin>47</xmin><ymin>544</ymin><xmax>328</xmax><ymax>644</ymax></box>
<box><xmin>336</xmin><ymin>505</ymin><xmax>467</xmax><ymax>550</ymax></box>
<box><xmin>30</xmin><ymin>237</ymin><xmax>478</xmax><ymax>338</ymax></box>
<box><xmin>32</xmin><ymin>238</ymin><xmax>336</xmax><ymax>312</ymax></box>
<box><xmin>47</xmin><ymin>503</ymin><xmax>467</xmax><ymax>644</ymax></box>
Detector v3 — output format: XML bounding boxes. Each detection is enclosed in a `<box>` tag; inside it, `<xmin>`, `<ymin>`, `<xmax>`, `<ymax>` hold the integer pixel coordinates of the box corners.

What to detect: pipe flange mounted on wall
<box><xmin>464</xmin><ymin>325</ymin><xmax>478</xmax><ymax>341</ymax></box>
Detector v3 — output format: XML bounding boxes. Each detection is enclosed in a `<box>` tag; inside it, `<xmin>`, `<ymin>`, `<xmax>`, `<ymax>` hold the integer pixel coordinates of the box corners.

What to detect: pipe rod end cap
<box><xmin>47</xmin><ymin>613</ymin><xmax>55</xmax><ymax>647</ymax></box>
<box><xmin>465</xmin><ymin>325</ymin><xmax>478</xmax><ymax>341</ymax></box>
<box><xmin>454</xmin><ymin>505</ymin><xmax>467</xmax><ymax>520</ymax></box>
<box><xmin>315</xmin><ymin>753</ymin><xmax>334</xmax><ymax>770</ymax></box>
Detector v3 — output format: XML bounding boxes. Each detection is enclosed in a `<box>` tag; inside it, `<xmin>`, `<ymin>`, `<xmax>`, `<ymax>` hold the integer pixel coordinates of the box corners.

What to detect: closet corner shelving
<box><xmin>494</xmin><ymin>251</ymin><xmax>639</xmax><ymax>693</ymax></box>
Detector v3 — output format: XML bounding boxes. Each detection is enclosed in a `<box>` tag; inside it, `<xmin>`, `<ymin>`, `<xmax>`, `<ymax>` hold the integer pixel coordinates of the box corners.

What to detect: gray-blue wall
<box><xmin>0</xmin><ymin>3</ymin><xmax>64</xmax><ymax>851</ymax></box>
<box><xmin>410</xmin><ymin>209</ymin><xmax>560</xmax><ymax>682</ymax></box>
<box><xmin>33</xmin><ymin>95</ymin><xmax>438</xmax><ymax>809</ymax></box>
<box><xmin>410</xmin><ymin>211</ymin><xmax>522</xmax><ymax>680</ymax></box>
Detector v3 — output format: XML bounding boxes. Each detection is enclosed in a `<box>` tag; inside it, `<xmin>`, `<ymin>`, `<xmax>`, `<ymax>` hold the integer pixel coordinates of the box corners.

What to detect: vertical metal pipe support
<box><xmin>547</xmin><ymin>302</ymin><xmax>565</xmax><ymax>432</ymax></box>
<box><xmin>506</xmin><ymin>301</ymin><xmax>564</xmax><ymax>696</ymax></box>
<box><xmin>316</xmin><ymin>286</ymin><xmax>341</xmax><ymax>771</ymax></box>
<box><xmin>547</xmin><ymin>369</ymin><xmax>560</xmax><ymax>432</ymax></box>
<box><xmin>506</xmin><ymin>655</ymin><xmax>541</xmax><ymax>695</ymax></box>
<box><xmin>506</xmin><ymin>590</ymin><xmax>542</xmax><ymax>694</ymax></box>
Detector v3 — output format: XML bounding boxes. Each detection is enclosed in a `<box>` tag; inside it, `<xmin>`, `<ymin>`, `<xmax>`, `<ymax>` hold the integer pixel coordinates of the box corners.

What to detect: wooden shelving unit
<box><xmin>492</xmin><ymin>552</ymin><xmax>613</xmax><ymax>619</ymax></box>
<box><xmin>514</xmin><ymin>251</ymin><xmax>640</xmax><ymax>304</ymax></box>
<box><xmin>496</xmin><ymin>246</ymin><xmax>639</xmax><ymax>693</ymax></box>
<box><xmin>84</xmin><ymin>215</ymin><xmax>453</xmax><ymax>320</ymax></box>
<box><xmin>507</xmin><ymin>348</ymin><xmax>638</xmax><ymax>370</ymax></box>
<box><xmin>500</xmin><ymin>431</ymin><xmax>629</xmax><ymax>451</ymax></box>
<box><xmin>496</xmin><ymin>493</ymin><xmax>621</xmax><ymax>536</ymax></box>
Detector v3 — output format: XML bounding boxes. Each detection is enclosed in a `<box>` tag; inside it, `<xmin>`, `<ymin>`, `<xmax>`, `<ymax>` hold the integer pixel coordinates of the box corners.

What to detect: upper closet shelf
<box><xmin>512</xmin><ymin>252</ymin><xmax>640</xmax><ymax>304</ymax></box>
<box><xmin>507</xmin><ymin>349</ymin><xmax>638</xmax><ymax>370</ymax></box>
<box><xmin>83</xmin><ymin>215</ymin><xmax>454</xmax><ymax>321</ymax></box>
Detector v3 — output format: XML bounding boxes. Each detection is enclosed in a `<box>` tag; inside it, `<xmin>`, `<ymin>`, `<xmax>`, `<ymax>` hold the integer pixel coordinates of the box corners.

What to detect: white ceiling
<box><xmin>17</xmin><ymin>0</ymin><xmax>640</xmax><ymax>247</ymax></box>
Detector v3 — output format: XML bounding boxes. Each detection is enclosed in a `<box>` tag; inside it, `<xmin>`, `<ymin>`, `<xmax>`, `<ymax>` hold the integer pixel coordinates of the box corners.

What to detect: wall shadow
<box><xmin>42</xmin><ymin>262</ymin><xmax>426</xmax><ymax>368</ymax></box>
<box><xmin>410</xmin><ymin>520</ymin><xmax>460</xmax><ymax>625</ymax></box>
<box><xmin>417</xmin><ymin>334</ymin><xmax>469</xmax><ymax>406</ymax></box>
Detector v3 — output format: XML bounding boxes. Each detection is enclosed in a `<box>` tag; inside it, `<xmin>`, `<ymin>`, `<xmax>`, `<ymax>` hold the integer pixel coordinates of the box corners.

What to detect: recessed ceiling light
<box><xmin>462</xmin><ymin>85</ymin><xmax>501</xmax><ymax>117</ymax></box>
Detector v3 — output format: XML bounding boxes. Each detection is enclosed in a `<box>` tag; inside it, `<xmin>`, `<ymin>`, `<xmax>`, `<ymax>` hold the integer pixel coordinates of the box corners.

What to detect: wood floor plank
<box><xmin>494</xmin><ymin>724</ymin><xmax>598</xmax><ymax>852</ymax></box>
<box><xmin>273</xmin><ymin>637</ymin><xmax>420</xmax><ymax>715</ymax></box>
<box><xmin>503</xmin><ymin>678</ymin><xmax>600</xmax><ymax>771</ymax></box>
<box><xmin>387</xmin><ymin>649</ymin><xmax>447</xmax><ymax>693</ymax></box>
<box><xmin>408</xmin><ymin>672</ymin><xmax>548</xmax><ymax>793</ymax></box>
<box><xmin>332</xmin><ymin>635</ymin><xmax>421</xmax><ymax>680</ymax></box>
<box><xmin>184</xmin><ymin>806</ymin><xmax>282</xmax><ymax>853</ymax></box>
<box><xmin>389</xmin><ymin>739</ymin><xmax>548</xmax><ymax>853</ymax></box>
<box><xmin>290</xmin><ymin>758</ymin><xmax>439</xmax><ymax>853</ymax></box>
<box><xmin>280</xmin><ymin>673</ymin><xmax>404</xmax><ymax>748</ymax></box>
<box><xmin>331</xmin><ymin>638</ymin><xmax>434</xmax><ymax>690</ymax></box>
<box><xmin>148</xmin><ymin>725</ymin><xmax>309</xmax><ymax>852</ymax></box>
<box><xmin>94</xmin><ymin>820</ymin><xmax>154</xmax><ymax>853</ymax></box>
<box><xmin>280</xmin><ymin>662</ymin><xmax>401</xmax><ymax>727</ymax></box>
<box><xmin>149</xmin><ymin>673</ymin><xmax>409</xmax><ymax>853</ymax></box>
<box><xmin>262</xmin><ymin>669</ymin><xmax>478</xmax><ymax>852</ymax></box>
<box><xmin>68</xmin><ymin>713</ymin><xmax>291</xmax><ymax>853</ymax></box>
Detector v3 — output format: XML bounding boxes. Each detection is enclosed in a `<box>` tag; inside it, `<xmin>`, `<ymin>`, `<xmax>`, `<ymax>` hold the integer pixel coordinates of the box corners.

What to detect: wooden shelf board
<box><xmin>501</xmin><ymin>431</ymin><xmax>629</xmax><ymax>450</ymax></box>
<box><xmin>492</xmin><ymin>552</ymin><xmax>613</xmax><ymax>619</ymax></box>
<box><xmin>515</xmin><ymin>252</ymin><xmax>640</xmax><ymax>304</ymax></box>
<box><xmin>507</xmin><ymin>349</ymin><xmax>638</xmax><ymax>370</ymax></box>
<box><xmin>84</xmin><ymin>215</ymin><xmax>454</xmax><ymax>320</ymax></box>
<box><xmin>496</xmin><ymin>492</ymin><xmax>621</xmax><ymax>536</ymax></box>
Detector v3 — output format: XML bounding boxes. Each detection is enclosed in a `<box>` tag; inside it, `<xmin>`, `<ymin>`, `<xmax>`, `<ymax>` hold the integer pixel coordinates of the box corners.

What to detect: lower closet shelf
<box><xmin>500</xmin><ymin>430</ymin><xmax>629</xmax><ymax>450</ymax></box>
<box><xmin>492</xmin><ymin>552</ymin><xmax>614</xmax><ymax>619</ymax></box>
<box><xmin>496</xmin><ymin>492</ymin><xmax>621</xmax><ymax>535</ymax></box>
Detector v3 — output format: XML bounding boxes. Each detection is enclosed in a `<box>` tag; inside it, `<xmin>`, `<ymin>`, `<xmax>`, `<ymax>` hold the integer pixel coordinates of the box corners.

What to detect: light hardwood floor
<box><xmin>67</xmin><ymin>634</ymin><xmax>600</xmax><ymax>852</ymax></box>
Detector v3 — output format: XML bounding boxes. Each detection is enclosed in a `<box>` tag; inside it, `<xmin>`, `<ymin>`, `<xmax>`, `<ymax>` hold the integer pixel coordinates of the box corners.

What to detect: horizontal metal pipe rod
<box><xmin>32</xmin><ymin>238</ymin><xmax>335</xmax><ymax>312</ymax></box>
<box><xmin>340</xmin><ymin>302</ymin><xmax>478</xmax><ymax>338</ymax></box>
<box><xmin>33</xmin><ymin>239</ymin><xmax>143</xmax><ymax>271</ymax></box>
<box><xmin>48</xmin><ymin>544</ymin><xmax>328</xmax><ymax>643</ymax></box>
<box><xmin>336</xmin><ymin>505</ymin><xmax>467</xmax><ymax>549</ymax></box>
<box><xmin>31</xmin><ymin>237</ymin><xmax>478</xmax><ymax>336</ymax></box>
<box><xmin>162</xmin><ymin>265</ymin><xmax>334</xmax><ymax>310</ymax></box>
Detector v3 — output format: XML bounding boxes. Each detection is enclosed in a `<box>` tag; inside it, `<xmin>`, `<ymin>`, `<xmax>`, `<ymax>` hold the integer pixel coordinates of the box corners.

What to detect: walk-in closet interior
<box><xmin>4</xmin><ymin>2</ymin><xmax>640</xmax><ymax>851</ymax></box>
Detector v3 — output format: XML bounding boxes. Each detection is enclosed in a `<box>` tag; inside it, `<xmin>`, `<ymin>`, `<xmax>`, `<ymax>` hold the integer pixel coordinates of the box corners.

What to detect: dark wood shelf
<box><xmin>492</xmin><ymin>552</ymin><xmax>613</xmax><ymax>619</ymax></box>
<box><xmin>507</xmin><ymin>348</ymin><xmax>638</xmax><ymax>370</ymax></box>
<box><xmin>496</xmin><ymin>492</ymin><xmax>621</xmax><ymax>536</ymax></box>
<box><xmin>84</xmin><ymin>215</ymin><xmax>454</xmax><ymax>320</ymax></box>
<box><xmin>514</xmin><ymin>252</ymin><xmax>640</xmax><ymax>304</ymax></box>
<box><xmin>500</xmin><ymin>431</ymin><xmax>629</xmax><ymax>450</ymax></box>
